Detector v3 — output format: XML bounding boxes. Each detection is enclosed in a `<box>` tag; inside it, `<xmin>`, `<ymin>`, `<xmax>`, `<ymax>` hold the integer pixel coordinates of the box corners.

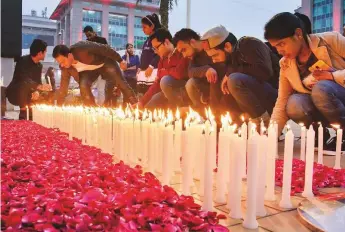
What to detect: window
<box><xmin>82</xmin><ymin>10</ymin><xmax>102</xmax><ymax>40</ymax></box>
<box><xmin>108</xmin><ymin>14</ymin><xmax>128</xmax><ymax>51</ymax></box>
<box><xmin>134</xmin><ymin>16</ymin><xmax>147</xmax><ymax>49</ymax></box>
<box><xmin>109</xmin><ymin>5</ymin><xmax>128</xmax><ymax>12</ymax></box>
<box><xmin>22</xmin><ymin>34</ymin><xmax>54</xmax><ymax>49</ymax></box>
<box><xmin>312</xmin><ymin>0</ymin><xmax>333</xmax><ymax>33</ymax></box>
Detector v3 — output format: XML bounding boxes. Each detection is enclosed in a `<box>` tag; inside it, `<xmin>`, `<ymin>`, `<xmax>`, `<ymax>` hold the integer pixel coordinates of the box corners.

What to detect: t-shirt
<box><xmin>72</xmin><ymin>61</ymin><xmax>104</xmax><ymax>73</ymax></box>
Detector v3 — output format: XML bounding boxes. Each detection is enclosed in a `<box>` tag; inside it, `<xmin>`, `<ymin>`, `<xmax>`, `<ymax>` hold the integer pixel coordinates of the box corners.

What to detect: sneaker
<box><xmin>324</xmin><ymin>136</ymin><xmax>345</xmax><ymax>152</ymax></box>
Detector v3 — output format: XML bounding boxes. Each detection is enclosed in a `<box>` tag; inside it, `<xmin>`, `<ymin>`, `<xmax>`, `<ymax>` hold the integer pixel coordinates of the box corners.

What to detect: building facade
<box><xmin>296</xmin><ymin>0</ymin><xmax>345</xmax><ymax>34</ymax></box>
<box><xmin>22</xmin><ymin>11</ymin><xmax>58</xmax><ymax>70</ymax></box>
<box><xmin>50</xmin><ymin>0</ymin><xmax>160</xmax><ymax>51</ymax></box>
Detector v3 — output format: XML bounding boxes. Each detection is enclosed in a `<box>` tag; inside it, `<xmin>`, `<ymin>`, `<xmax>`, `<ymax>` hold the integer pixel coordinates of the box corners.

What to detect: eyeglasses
<box><xmin>153</xmin><ymin>42</ymin><xmax>163</xmax><ymax>51</ymax></box>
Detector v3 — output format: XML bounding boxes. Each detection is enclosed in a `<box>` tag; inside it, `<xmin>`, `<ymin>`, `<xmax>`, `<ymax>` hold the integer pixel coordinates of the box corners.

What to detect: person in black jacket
<box><xmin>201</xmin><ymin>26</ymin><xmax>279</xmax><ymax>126</ymax></box>
<box><xmin>6</xmin><ymin>39</ymin><xmax>52</xmax><ymax>120</ymax></box>
<box><xmin>83</xmin><ymin>25</ymin><xmax>108</xmax><ymax>45</ymax></box>
<box><xmin>52</xmin><ymin>41</ymin><xmax>137</xmax><ymax>106</ymax></box>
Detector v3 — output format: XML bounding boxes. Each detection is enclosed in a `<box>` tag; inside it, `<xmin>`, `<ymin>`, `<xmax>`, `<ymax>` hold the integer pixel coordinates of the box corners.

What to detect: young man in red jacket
<box><xmin>137</xmin><ymin>28</ymin><xmax>190</xmax><ymax>109</ymax></box>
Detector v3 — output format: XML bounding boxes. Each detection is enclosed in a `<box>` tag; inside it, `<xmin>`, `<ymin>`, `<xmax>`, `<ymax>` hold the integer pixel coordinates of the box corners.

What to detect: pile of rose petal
<box><xmin>275</xmin><ymin>159</ymin><xmax>345</xmax><ymax>195</ymax></box>
<box><xmin>1</xmin><ymin>121</ymin><xmax>228</xmax><ymax>232</ymax></box>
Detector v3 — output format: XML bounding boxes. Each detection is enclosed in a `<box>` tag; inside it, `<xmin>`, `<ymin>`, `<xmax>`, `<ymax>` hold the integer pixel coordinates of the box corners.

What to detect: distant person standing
<box><xmin>45</xmin><ymin>67</ymin><xmax>56</xmax><ymax>91</ymax></box>
<box><xmin>83</xmin><ymin>25</ymin><xmax>108</xmax><ymax>45</ymax></box>
<box><xmin>122</xmin><ymin>43</ymin><xmax>140</xmax><ymax>104</ymax></box>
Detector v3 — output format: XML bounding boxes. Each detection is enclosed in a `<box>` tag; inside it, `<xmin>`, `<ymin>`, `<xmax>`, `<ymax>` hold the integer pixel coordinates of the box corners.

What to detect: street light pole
<box><xmin>186</xmin><ymin>0</ymin><xmax>191</xmax><ymax>28</ymax></box>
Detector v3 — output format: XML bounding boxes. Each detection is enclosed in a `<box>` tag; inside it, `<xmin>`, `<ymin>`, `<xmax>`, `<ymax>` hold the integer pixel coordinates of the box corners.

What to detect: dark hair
<box><xmin>294</xmin><ymin>12</ymin><xmax>312</xmax><ymax>34</ymax></box>
<box><xmin>141</xmin><ymin>13</ymin><xmax>161</xmax><ymax>30</ymax></box>
<box><xmin>83</xmin><ymin>25</ymin><xmax>94</xmax><ymax>33</ymax></box>
<box><xmin>151</xmin><ymin>28</ymin><xmax>173</xmax><ymax>43</ymax></box>
<box><xmin>264</xmin><ymin>12</ymin><xmax>308</xmax><ymax>41</ymax></box>
<box><xmin>173</xmin><ymin>28</ymin><xmax>200</xmax><ymax>46</ymax></box>
<box><xmin>214</xmin><ymin>33</ymin><xmax>238</xmax><ymax>50</ymax></box>
<box><xmin>45</xmin><ymin>67</ymin><xmax>54</xmax><ymax>78</ymax></box>
<box><xmin>126</xmin><ymin>43</ymin><xmax>133</xmax><ymax>49</ymax></box>
<box><xmin>30</xmin><ymin>39</ymin><xmax>47</xmax><ymax>56</ymax></box>
<box><xmin>52</xmin><ymin>45</ymin><xmax>70</xmax><ymax>58</ymax></box>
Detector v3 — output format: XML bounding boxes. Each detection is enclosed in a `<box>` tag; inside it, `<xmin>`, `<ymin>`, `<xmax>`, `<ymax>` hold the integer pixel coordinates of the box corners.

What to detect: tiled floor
<box><xmin>3</xmin><ymin>111</ymin><xmax>345</xmax><ymax>231</ymax></box>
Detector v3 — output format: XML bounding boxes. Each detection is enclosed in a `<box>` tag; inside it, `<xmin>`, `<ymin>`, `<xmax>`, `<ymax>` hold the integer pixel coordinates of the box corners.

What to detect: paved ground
<box><xmin>3</xmin><ymin>110</ymin><xmax>345</xmax><ymax>231</ymax></box>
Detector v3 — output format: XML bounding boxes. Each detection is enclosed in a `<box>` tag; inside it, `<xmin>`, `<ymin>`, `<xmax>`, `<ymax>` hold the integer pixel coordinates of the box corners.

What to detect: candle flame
<box><xmin>331</xmin><ymin>124</ymin><xmax>340</xmax><ymax>129</ymax></box>
<box><xmin>241</xmin><ymin>115</ymin><xmax>245</xmax><ymax>122</ymax></box>
<box><xmin>175</xmin><ymin>108</ymin><xmax>180</xmax><ymax>120</ymax></box>
<box><xmin>299</xmin><ymin>122</ymin><xmax>305</xmax><ymax>127</ymax></box>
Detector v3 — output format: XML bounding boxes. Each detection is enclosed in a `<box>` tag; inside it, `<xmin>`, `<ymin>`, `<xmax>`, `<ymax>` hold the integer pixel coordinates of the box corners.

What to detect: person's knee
<box><xmin>227</xmin><ymin>73</ymin><xmax>252</xmax><ymax>92</ymax></box>
<box><xmin>286</xmin><ymin>95</ymin><xmax>313</xmax><ymax>122</ymax></box>
<box><xmin>311</xmin><ymin>80</ymin><xmax>333</xmax><ymax>107</ymax></box>
<box><xmin>160</xmin><ymin>75</ymin><xmax>174</xmax><ymax>93</ymax></box>
<box><xmin>185</xmin><ymin>78</ymin><xmax>198</xmax><ymax>95</ymax></box>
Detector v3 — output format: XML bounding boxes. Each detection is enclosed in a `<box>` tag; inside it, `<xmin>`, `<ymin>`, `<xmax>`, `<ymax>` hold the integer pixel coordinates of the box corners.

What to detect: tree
<box><xmin>136</xmin><ymin>0</ymin><xmax>178</xmax><ymax>29</ymax></box>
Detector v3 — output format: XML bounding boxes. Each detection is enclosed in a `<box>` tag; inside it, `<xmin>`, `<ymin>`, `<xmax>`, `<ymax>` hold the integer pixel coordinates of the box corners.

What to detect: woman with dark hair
<box><xmin>265</xmin><ymin>12</ymin><xmax>345</xmax><ymax>150</ymax></box>
<box><xmin>137</xmin><ymin>13</ymin><xmax>161</xmax><ymax>93</ymax></box>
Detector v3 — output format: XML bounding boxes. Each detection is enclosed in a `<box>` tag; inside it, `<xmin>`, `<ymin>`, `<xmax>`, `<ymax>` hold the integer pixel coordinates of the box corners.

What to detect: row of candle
<box><xmin>31</xmin><ymin>104</ymin><xmax>343</xmax><ymax>230</ymax></box>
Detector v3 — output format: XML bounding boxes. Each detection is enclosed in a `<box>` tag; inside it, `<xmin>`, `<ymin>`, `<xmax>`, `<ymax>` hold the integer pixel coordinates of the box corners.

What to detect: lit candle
<box><xmin>256</xmin><ymin>129</ymin><xmax>267</xmax><ymax>217</ymax></box>
<box><xmin>182</xmin><ymin>122</ymin><xmax>192</xmax><ymax>195</ymax></box>
<box><xmin>240</xmin><ymin>116</ymin><xmax>247</xmax><ymax>178</ymax></box>
<box><xmin>302</xmin><ymin>126</ymin><xmax>315</xmax><ymax>198</ymax></box>
<box><xmin>215</xmin><ymin>122</ymin><xmax>228</xmax><ymax>204</ymax></box>
<box><xmin>279</xmin><ymin>126</ymin><xmax>294</xmax><ymax>209</ymax></box>
<box><xmin>300</xmin><ymin>123</ymin><xmax>306</xmax><ymax>161</ymax></box>
<box><xmin>26</xmin><ymin>106</ymin><xmax>29</xmax><ymax>120</ymax></box>
<box><xmin>317</xmin><ymin>123</ymin><xmax>323</xmax><ymax>164</ymax></box>
<box><xmin>243</xmin><ymin>130</ymin><xmax>259</xmax><ymax>229</ymax></box>
<box><xmin>265</xmin><ymin>123</ymin><xmax>276</xmax><ymax>201</ymax></box>
<box><xmin>203</xmin><ymin>127</ymin><xmax>216</xmax><ymax>212</ymax></box>
<box><xmin>332</xmin><ymin>124</ymin><xmax>342</xmax><ymax>169</ymax></box>
<box><xmin>174</xmin><ymin>108</ymin><xmax>182</xmax><ymax>173</ymax></box>
<box><xmin>162</xmin><ymin>121</ymin><xmax>173</xmax><ymax>185</ymax></box>
<box><xmin>229</xmin><ymin>134</ymin><xmax>242</xmax><ymax>219</ymax></box>
<box><xmin>147</xmin><ymin>112</ymin><xmax>155</xmax><ymax>172</ymax></box>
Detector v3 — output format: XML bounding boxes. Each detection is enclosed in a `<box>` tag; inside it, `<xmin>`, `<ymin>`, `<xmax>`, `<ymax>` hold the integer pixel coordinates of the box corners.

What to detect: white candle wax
<box><xmin>243</xmin><ymin>132</ymin><xmax>259</xmax><ymax>229</ymax></box>
<box><xmin>317</xmin><ymin>124</ymin><xmax>323</xmax><ymax>164</ymax></box>
<box><xmin>198</xmin><ymin>132</ymin><xmax>206</xmax><ymax>196</ymax></box>
<box><xmin>203</xmin><ymin>129</ymin><xmax>216</xmax><ymax>211</ymax></box>
<box><xmin>334</xmin><ymin>127</ymin><xmax>342</xmax><ymax>169</ymax></box>
<box><xmin>68</xmin><ymin>111</ymin><xmax>73</xmax><ymax>140</ymax></box>
<box><xmin>182</xmin><ymin>128</ymin><xmax>192</xmax><ymax>195</ymax></box>
<box><xmin>256</xmin><ymin>133</ymin><xmax>268</xmax><ymax>217</ymax></box>
<box><xmin>229</xmin><ymin>135</ymin><xmax>242</xmax><ymax>219</ymax></box>
<box><xmin>162</xmin><ymin>124</ymin><xmax>173</xmax><ymax>185</ymax></box>
<box><xmin>147</xmin><ymin>120</ymin><xmax>155</xmax><ymax>173</ymax></box>
<box><xmin>265</xmin><ymin>124</ymin><xmax>276</xmax><ymax>201</ymax></box>
<box><xmin>302</xmin><ymin>126</ymin><xmax>315</xmax><ymax>198</ymax></box>
<box><xmin>215</xmin><ymin>129</ymin><xmax>228</xmax><ymax>204</ymax></box>
<box><xmin>279</xmin><ymin>129</ymin><xmax>294</xmax><ymax>209</ymax></box>
<box><xmin>174</xmin><ymin>119</ymin><xmax>182</xmax><ymax>173</ymax></box>
<box><xmin>26</xmin><ymin>106</ymin><xmax>29</xmax><ymax>120</ymax></box>
<box><xmin>241</xmin><ymin>122</ymin><xmax>247</xmax><ymax>178</ymax></box>
<box><xmin>300</xmin><ymin>125</ymin><xmax>306</xmax><ymax>161</ymax></box>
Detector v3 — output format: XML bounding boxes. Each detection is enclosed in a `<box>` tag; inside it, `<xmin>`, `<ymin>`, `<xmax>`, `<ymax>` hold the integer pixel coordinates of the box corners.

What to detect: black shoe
<box><xmin>315</xmin><ymin>126</ymin><xmax>331</xmax><ymax>148</ymax></box>
<box><xmin>324</xmin><ymin>136</ymin><xmax>345</xmax><ymax>151</ymax></box>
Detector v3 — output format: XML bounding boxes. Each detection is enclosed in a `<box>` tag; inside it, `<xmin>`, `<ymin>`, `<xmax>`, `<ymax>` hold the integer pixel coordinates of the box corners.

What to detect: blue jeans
<box><xmin>145</xmin><ymin>91</ymin><xmax>168</xmax><ymax>109</ymax></box>
<box><xmin>185</xmin><ymin>78</ymin><xmax>210</xmax><ymax>108</ymax></box>
<box><xmin>160</xmin><ymin>75</ymin><xmax>188</xmax><ymax>107</ymax></box>
<box><xmin>286</xmin><ymin>80</ymin><xmax>345</xmax><ymax>127</ymax></box>
<box><xmin>226</xmin><ymin>73</ymin><xmax>278</xmax><ymax>118</ymax></box>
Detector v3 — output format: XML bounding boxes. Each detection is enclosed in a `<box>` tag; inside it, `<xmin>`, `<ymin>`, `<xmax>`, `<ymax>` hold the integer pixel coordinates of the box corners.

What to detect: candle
<box><xmin>274</xmin><ymin>122</ymin><xmax>279</xmax><ymax>158</ymax></box>
<box><xmin>279</xmin><ymin>127</ymin><xmax>294</xmax><ymax>209</ymax></box>
<box><xmin>317</xmin><ymin>123</ymin><xmax>323</xmax><ymax>164</ymax></box>
<box><xmin>256</xmin><ymin>130</ymin><xmax>267</xmax><ymax>217</ymax></box>
<box><xmin>229</xmin><ymin>134</ymin><xmax>242</xmax><ymax>219</ymax></box>
<box><xmin>215</xmin><ymin>126</ymin><xmax>228</xmax><ymax>204</ymax></box>
<box><xmin>182</xmin><ymin>123</ymin><xmax>192</xmax><ymax>195</ymax></box>
<box><xmin>300</xmin><ymin>123</ymin><xmax>306</xmax><ymax>161</ymax></box>
<box><xmin>333</xmin><ymin>125</ymin><xmax>342</xmax><ymax>169</ymax></box>
<box><xmin>198</xmin><ymin>131</ymin><xmax>206</xmax><ymax>196</ymax></box>
<box><xmin>203</xmin><ymin>128</ymin><xmax>216</xmax><ymax>212</ymax></box>
<box><xmin>240</xmin><ymin>118</ymin><xmax>247</xmax><ymax>178</ymax></box>
<box><xmin>26</xmin><ymin>106</ymin><xmax>29</xmax><ymax>120</ymax></box>
<box><xmin>265</xmin><ymin>124</ymin><xmax>276</xmax><ymax>201</ymax></box>
<box><xmin>302</xmin><ymin>126</ymin><xmax>315</xmax><ymax>198</ymax></box>
<box><xmin>68</xmin><ymin>111</ymin><xmax>73</xmax><ymax>140</ymax></box>
<box><xmin>162</xmin><ymin>122</ymin><xmax>173</xmax><ymax>185</ymax></box>
<box><xmin>243</xmin><ymin>131</ymin><xmax>259</xmax><ymax>229</ymax></box>
<box><xmin>174</xmin><ymin>109</ymin><xmax>182</xmax><ymax>173</ymax></box>
<box><xmin>148</xmin><ymin>113</ymin><xmax>155</xmax><ymax>172</ymax></box>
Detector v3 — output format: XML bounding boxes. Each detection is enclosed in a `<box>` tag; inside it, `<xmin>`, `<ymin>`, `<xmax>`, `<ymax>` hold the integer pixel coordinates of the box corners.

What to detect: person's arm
<box><xmin>270</xmin><ymin>64</ymin><xmax>294</xmax><ymax>136</ymax></box>
<box><xmin>188</xmin><ymin>62</ymin><xmax>211</xmax><ymax>79</ymax></box>
<box><xmin>166</xmin><ymin>55</ymin><xmax>190</xmax><ymax>79</ymax></box>
<box><xmin>323</xmin><ymin>32</ymin><xmax>345</xmax><ymax>86</ymax></box>
<box><xmin>55</xmin><ymin>68</ymin><xmax>71</xmax><ymax>105</ymax></box>
<box><xmin>227</xmin><ymin>39</ymin><xmax>273</xmax><ymax>82</ymax></box>
<box><xmin>149</xmin><ymin>54</ymin><xmax>160</xmax><ymax>68</ymax></box>
<box><xmin>71</xmin><ymin>41</ymin><xmax>123</xmax><ymax>63</ymax></box>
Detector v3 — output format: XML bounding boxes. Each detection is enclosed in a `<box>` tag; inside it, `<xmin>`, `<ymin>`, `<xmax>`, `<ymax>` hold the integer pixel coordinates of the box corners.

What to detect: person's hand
<box><xmin>136</xmin><ymin>68</ymin><xmax>141</xmax><ymax>75</ymax></box>
<box><xmin>31</xmin><ymin>91</ymin><xmax>40</xmax><ymax>100</ymax></box>
<box><xmin>120</xmin><ymin>60</ymin><xmax>127</xmax><ymax>70</ymax></box>
<box><xmin>205</xmin><ymin>68</ymin><xmax>218</xmax><ymax>83</ymax></box>
<box><xmin>221</xmin><ymin>75</ymin><xmax>230</xmax><ymax>94</ymax></box>
<box><xmin>312</xmin><ymin>70</ymin><xmax>334</xmax><ymax>81</ymax></box>
<box><xmin>37</xmin><ymin>84</ymin><xmax>52</xmax><ymax>91</ymax></box>
<box><xmin>145</xmin><ymin>66</ymin><xmax>153</xmax><ymax>77</ymax></box>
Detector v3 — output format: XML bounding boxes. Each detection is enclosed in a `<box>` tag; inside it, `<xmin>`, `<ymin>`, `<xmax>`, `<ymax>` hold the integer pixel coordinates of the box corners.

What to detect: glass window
<box><xmin>312</xmin><ymin>0</ymin><xmax>333</xmax><ymax>33</ymax></box>
<box><xmin>22</xmin><ymin>34</ymin><xmax>54</xmax><ymax>49</ymax></box>
<box><xmin>82</xmin><ymin>10</ymin><xmax>102</xmax><ymax>40</ymax></box>
<box><xmin>134</xmin><ymin>16</ymin><xmax>147</xmax><ymax>49</ymax></box>
<box><xmin>109</xmin><ymin>5</ymin><xmax>128</xmax><ymax>12</ymax></box>
<box><xmin>108</xmin><ymin>14</ymin><xmax>128</xmax><ymax>51</ymax></box>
